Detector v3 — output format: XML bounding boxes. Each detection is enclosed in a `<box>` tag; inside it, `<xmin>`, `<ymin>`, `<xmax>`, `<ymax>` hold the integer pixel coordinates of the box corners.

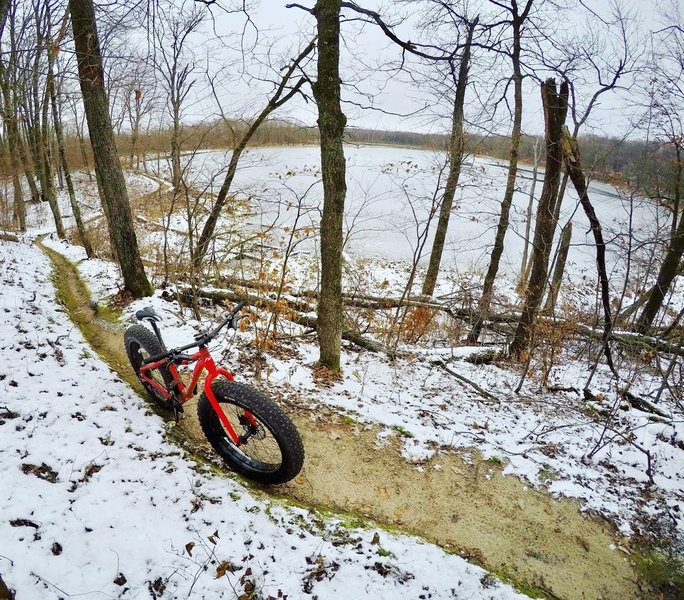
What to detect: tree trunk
<box><xmin>313</xmin><ymin>0</ymin><xmax>347</xmax><ymax>372</ymax></box>
<box><xmin>49</xmin><ymin>62</ymin><xmax>94</xmax><ymax>257</ymax></box>
<box><xmin>41</xmin><ymin>36</ymin><xmax>66</xmax><ymax>239</ymax></box>
<box><xmin>469</xmin><ymin>1</ymin><xmax>532</xmax><ymax>342</ymax></box>
<box><xmin>18</xmin><ymin>123</ymin><xmax>41</xmax><ymax>203</ymax></box>
<box><xmin>543</xmin><ymin>220</ymin><xmax>572</xmax><ymax>314</ymax></box>
<box><xmin>509</xmin><ymin>79</ymin><xmax>568</xmax><ymax>359</ymax></box>
<box><xmin>69</xmin><ymin>0</ymin><xmax>152</xmax><ymax>298</ymax></box>
<box><xmin>171</xmin><ymin>117</ymin><xmax>182</xmax><ymax>190</ymax></box>
<box><xmin>0</xmin><ymin>63</ymin><xmax>25</xmax><ymax>230</ymax></box>
<box><xmin>519</xmin><ymin>137</ymin><xmax>541</xmax><ymax>287</ymax></box>
<box><xmin>421</xmin><ymin>17</ymin><xmax>478</xmax><ymax>297</ymax></box>
<box><xmin>635</xmin><ymin>210</ymin><xmax>684</xmax><ymax>333</ymax></box>
<box><xmin>561</xmin><ymin>127</ymin><xmax>617</xmax><ymax>375</ymax></box>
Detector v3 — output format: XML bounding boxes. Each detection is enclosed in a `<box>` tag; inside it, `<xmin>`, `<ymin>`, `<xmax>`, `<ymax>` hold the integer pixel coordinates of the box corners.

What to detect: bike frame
<box><xmin>138</xmin><ymin>346</ymin><xmax>254</xmax><ymax>446</ymax></box>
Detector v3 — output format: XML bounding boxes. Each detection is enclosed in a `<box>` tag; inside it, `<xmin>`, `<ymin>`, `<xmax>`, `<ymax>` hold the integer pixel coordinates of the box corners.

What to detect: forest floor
<box><xmin>4</xmin><ymin>234</ymin><xmax>638</xmax><ymax>600</ymax></box>
<box><xmin>2</xmin><ymin>167</ymin><xmax>683</xmax><ymax>599</ymax></box>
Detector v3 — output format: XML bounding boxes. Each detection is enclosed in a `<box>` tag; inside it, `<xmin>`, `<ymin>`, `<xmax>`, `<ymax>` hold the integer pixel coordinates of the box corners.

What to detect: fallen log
<box><xmin>165</xmin><ymin>283</ymin><xmax>684</xmax><ymax>358</ymax></box>
<box><xmin>0</xmin><ymin>231</ymin><xmax>19</xmax><ymax>242</ymax></box>
<box><xmin>162</xmin><ymin>287</ymin><xmax>394</xmax><ymax>356</ymax></box>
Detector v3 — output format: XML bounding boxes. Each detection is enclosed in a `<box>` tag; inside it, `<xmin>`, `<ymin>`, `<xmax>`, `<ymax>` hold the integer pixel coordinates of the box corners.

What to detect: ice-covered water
<box><xmin>167</xmin><ymin>145</ymin><xmax>666</xmax><ymax>285</ymax></box>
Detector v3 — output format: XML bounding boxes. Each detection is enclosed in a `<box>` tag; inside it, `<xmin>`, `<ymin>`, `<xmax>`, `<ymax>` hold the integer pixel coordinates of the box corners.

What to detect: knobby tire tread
<box><xmin>124</xmin><ymin>324</ymin><xmax>174</xmax><ymax>411</ymax></box>
<box><xmin>197</xmin><ymin>380</ymin><xmax>304</xmax><ymax>484</ymax></box>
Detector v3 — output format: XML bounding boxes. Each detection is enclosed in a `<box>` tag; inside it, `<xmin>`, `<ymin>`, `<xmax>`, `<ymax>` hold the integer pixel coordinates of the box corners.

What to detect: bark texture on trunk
<box><xmin>510</xmin><ymin>79</ymin><xmax>568</xmax><ymax>358</ymax></box>
<box><xmin>469</xmin><ymin>1</ymin><xmax>533</xmax><ymax>342</ymax></box>
<box><xmin>560</xmin><ymin>127</ymin><xmax>617</xmax><ymax>375</ymax></box>
<box><xmin>421</xmin><ymin>17</ymin><xmax>478</xmax><ymax>297</ymax></box>
<box><xmin>313</xmin><ymin>0</ymin><xmax>347</xmax><ymax>372</ymax></box>
<box><xmin>69</xmin><ymin>0</ymin><xmax>152</xmax><ymax>297</ymax></box>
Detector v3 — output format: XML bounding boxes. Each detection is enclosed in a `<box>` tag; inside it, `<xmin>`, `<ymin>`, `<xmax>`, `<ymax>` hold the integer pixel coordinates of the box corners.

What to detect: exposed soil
<box><xmin>38</xmin><ymin>238</ymin><xmax>644</xmax><ymax>600</ymax></box>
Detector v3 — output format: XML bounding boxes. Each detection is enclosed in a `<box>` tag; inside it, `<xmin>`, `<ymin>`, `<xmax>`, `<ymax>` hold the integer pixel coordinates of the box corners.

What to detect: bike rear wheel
<box><xmin>197</xmin><ymin>380</ymin><xmax>304</xmax><ymax>484</ymax></box>
<box><xmin>124</xmin><ymin>325</ymin><xmax>174</xmax><ymax>411</ymax></box>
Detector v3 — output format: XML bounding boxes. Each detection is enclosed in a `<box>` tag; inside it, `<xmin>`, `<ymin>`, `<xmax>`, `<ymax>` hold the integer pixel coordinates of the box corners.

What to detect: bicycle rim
<box><xmin>215</xmin><ymin>404</ymin><xmax>284</xmax><ymax>474</ymax></box>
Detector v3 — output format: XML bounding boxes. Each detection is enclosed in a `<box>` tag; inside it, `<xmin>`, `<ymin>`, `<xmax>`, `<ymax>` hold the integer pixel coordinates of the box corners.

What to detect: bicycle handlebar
<box><xmin>142</xmin><ymin>301</ymin><xmax>247</xmax><ymax>365</ymax></box>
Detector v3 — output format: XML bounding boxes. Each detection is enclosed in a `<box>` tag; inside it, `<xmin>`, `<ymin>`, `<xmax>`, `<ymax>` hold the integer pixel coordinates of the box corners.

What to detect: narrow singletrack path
<box><xmin>38</xmin><ymin>238</ymin><xmax>642</xmax><ymax>600</ymax></box>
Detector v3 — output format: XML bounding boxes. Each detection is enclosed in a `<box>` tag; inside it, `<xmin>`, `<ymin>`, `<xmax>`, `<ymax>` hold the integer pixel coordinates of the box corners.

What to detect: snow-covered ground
<box><xmin>41</xmin><ymin>228</ymin><xmax>684</xmax><ymax>543</ymax></box>
<box><xmin>2</xmin><ymin>144</ymin><xmax>683</xmax><ymax>597</ymax></box>
<box><xmin>0</xmin><ymin>240</ymin><xmax>530</xmax><ymax>599</ymax></box>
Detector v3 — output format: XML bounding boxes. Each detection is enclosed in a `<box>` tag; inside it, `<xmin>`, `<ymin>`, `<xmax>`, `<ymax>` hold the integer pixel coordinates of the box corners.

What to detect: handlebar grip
<box><xmin>143</xmin><ymin>351</ymin><xmax>170</xmax><ymax>365</ymax></box>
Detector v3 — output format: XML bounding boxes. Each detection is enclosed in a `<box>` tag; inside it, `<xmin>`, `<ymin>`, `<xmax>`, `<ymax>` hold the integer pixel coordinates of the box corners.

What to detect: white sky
<box><xmin>115</xmin><ymin>0</ymin><xmax>673</xmax><ymax>140</ymax></box>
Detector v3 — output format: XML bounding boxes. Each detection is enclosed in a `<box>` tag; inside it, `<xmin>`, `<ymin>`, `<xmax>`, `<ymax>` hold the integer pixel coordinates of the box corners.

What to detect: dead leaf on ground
<box><xmin>21</xmin><ymin>462</ymin><xmax>58</xmax><ymax>483</ymax></box>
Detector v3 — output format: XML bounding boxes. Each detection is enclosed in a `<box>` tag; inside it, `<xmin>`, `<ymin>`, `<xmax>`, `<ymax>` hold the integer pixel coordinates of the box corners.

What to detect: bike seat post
<box><xmin>148</xmin><ymin>319</ymin><xmax>166</xmax><ymax>350</ymax></box>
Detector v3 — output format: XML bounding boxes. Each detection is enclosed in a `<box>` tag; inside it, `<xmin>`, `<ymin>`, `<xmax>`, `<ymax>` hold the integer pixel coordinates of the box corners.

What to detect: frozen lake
<box><xmin>168</xmin><ymin>145</ymin><xmax>666</xmax><ymax>288</ymax></box>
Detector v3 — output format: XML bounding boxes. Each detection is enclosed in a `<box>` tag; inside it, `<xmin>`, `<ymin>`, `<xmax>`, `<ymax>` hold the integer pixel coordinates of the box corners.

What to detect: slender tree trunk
<box><xmin>6</xmin><ymin>0</ymin><xmax>39</xmax><ymax>206</ymax></box>
<box><xmin>171</xmin><ymin>114</ymin><xmax>182</xmax><ymax>189</ymax></box>
<box><xmin>635</xmin><ymin>211</ymin><xmax>684</xmax><ymax>333</ymax></box>
<box><xmin>29</xmin><ymin>2</ymin><xmax>47</xmax><ymax>202</ymax></box>
<box><xmin>41</xmin><ymin>39</ymin><xmax>66</xmax><ymax>239</ymax></box>
<box><xmin>671</xmin><ymin>144</ymin><xmax>681</xmax><ymax>239</ymax></box>
<box><xmin>69</xmin><ymin>0</ymin><xmax>152</xmax><ymax>297</ymax></box>
<box><xmin>469</xmin><ymin>2</ymin><xmax>532</xmax><ymax>342</ymax></box>
<box><xmin>421</xmin><ymin>17</ymin><xmax>478</xmax><ymax>297</ymax></box>
<box><xmin>543</xmin><ymin>221</ymin><xmax>571</xmax><ymax>314</ymax></box>
<box><xmin>73</xmin><ymin>107</ymin><xmax>92</xmax><ymax>179</ymax></box>
<box><xmin>314</xmin><ymin>0</ymin><xmax>347</xmax><ymax>372</ymax></box>
<box><xmin>519</xmin><ymin>138</ymin><xmax>541</xmax><ymax>287</ymax></box>
<box><xmin>561</xmin><ymin>127</ymin><xmax>617</xmax><ymax>375</ymax></box>
<box><xmin>131</xmin><ymin>91</ymin><xmax>142</xmax><ymax>169</ymax></box>
<box><xmin>510</xmin><ymin>79</ymin><xmax>568</xmax><ymax>359</ymax></box>
<box><xmin>0</xmin><ymin>64</ymin><xmax>25</xmax><ymax>230</ymax></box>
<box><xmin>49</xmin><ymin>63</ymin><xmax>94</xmax><ymax>257</ymax></box>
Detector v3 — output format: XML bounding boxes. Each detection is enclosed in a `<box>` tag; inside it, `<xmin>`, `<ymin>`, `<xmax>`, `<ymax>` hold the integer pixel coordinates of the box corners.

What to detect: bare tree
<box><xmin>469</xmin><ymin>0</ymin><xmax>535</xmax><ymax>343</ymax></box>
<box><xmin>152</xmin><ymin>1</ymin><xmax>204</xmax><ymax>190</ymax></box>
<box><xmin>0</xmin><ymin>0</ymin><xmax>26</xmax><ymax>230</ymax></box>
<box><xmin>49</xmin><ymin>21</ymin><xmax>95</xmax><ymax>257</ymax></box>
<box><xmin>635</xmin><ymin>16</ymin><xmax>684</xmax><ymax>333</ymax></box>
<box><xmin>192</xmin><ymin>38</ymin><xmax>315</xmax><ymax>269</ymax></box>
<box><xmin>510</xmin><ymin>78</ymin><xmax>568</xmax><ymax>359</ymax></box>
<box><xmin>69</xmin><ymin>0</ymin><xmax>152</xmax><ymax>297</ymax></box>
<box><xmin>287</xmin><ymin>0</ymin><xmax>348</xmax><ymax>371</ymax></box>
<box><xmin>421</xmin><ymin>14</ymin><xmax>479</xmax><ymax>297</ymax></box>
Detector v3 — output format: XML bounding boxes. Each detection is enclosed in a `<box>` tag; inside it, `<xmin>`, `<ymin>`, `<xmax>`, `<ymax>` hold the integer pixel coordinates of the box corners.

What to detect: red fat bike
<box><xmin>124</xmin><ymin>302</ymin><xmax>303</xmax><ymax>484</ymax></box>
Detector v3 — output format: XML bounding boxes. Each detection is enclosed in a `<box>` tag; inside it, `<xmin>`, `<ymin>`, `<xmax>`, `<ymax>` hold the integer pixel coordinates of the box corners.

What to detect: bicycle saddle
<box><xmin>135</xmin><ymin>306</ymin><xmax>162</xmax><ymax>322</ymax></box>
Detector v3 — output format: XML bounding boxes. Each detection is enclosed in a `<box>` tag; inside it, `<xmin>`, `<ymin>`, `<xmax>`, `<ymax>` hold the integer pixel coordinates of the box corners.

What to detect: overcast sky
<box><xmin>148</xmin><ymin>0</ymin><xmax>670</xmax><ymax>140</ymax></box>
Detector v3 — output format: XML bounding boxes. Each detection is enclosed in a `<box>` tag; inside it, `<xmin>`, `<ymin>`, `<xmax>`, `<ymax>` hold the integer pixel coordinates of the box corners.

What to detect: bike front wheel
<box><xmin>197</xmin><ymin>380</ymin><xmax>304</xmax><ymax>484</ymax></box>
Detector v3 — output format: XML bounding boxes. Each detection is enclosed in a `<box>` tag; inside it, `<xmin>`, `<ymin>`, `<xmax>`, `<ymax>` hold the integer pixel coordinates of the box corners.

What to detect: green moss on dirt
<box><xmin>38</xmin><ymin>238</ymin><xmax>648</xmax><ymax>600</ymax></box>
<box><xmin>634</xmin><ymin>549</ymin><xmax>684</xmax><ymax>599</ymax></box>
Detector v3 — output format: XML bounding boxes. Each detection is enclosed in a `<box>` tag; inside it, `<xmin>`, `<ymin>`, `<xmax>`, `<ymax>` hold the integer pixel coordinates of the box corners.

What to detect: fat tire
<box><xmin>197</xmin><ymin>380</ymin><xmax>304</xmax><ymax>484</ymax></box>
<box><xmin>124</xmin><ymin>324</ymin><xmax>174</xmax><ymax>411</ymax></box>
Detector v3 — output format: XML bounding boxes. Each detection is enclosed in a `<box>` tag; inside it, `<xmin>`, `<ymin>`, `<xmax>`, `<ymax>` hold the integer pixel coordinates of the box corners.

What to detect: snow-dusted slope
<box><xmin>0</xmin><ymin>239</ymin><xmax>528</xmax><ymax>599</ymax></box>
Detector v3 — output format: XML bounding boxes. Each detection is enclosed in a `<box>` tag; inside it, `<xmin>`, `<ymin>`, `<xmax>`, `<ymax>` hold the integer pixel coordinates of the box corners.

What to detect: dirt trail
<box><xmin>39</xmin><ymin>239</ymin><xmax>643</xmax><ymax>600</ymax></box>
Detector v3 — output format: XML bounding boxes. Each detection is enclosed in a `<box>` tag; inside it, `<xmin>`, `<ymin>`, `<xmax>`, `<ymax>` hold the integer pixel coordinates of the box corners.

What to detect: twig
<box><xmin>430</xmin><ymin>359</ymin><xmax>501</xmax><ymax>404</ymax></box>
